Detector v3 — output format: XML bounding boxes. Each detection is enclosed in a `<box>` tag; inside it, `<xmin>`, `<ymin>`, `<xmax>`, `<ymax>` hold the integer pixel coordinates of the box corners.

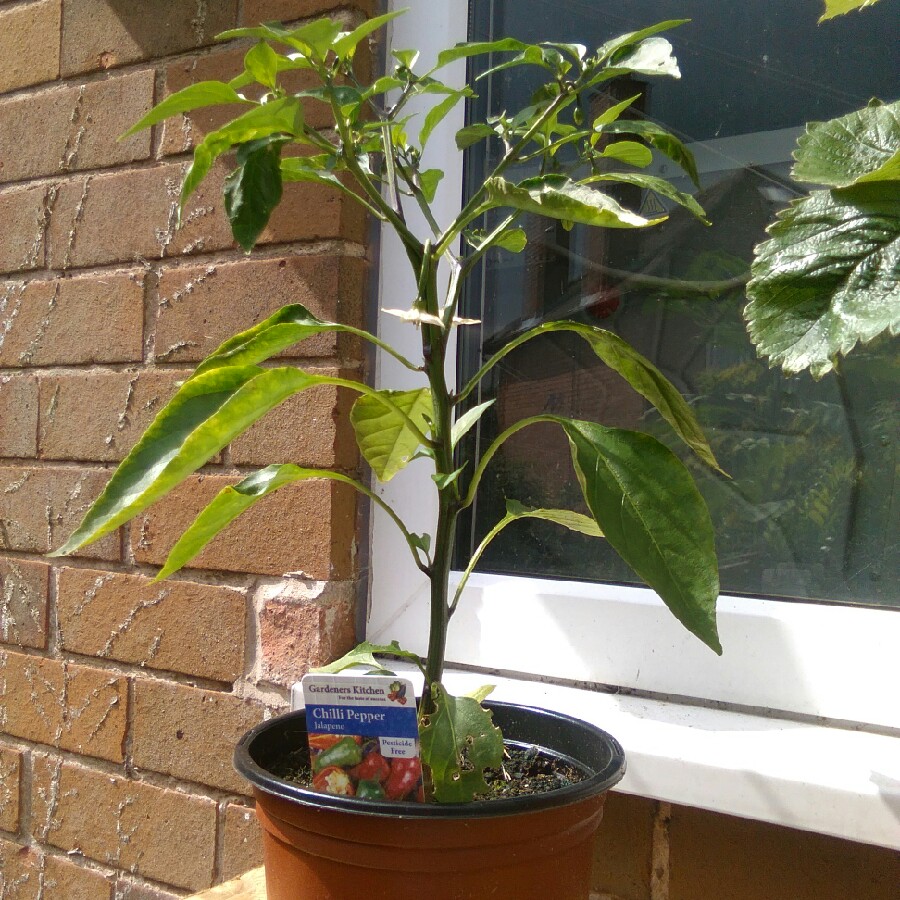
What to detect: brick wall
<box><xmin>0</xmin><ymin>1</ymin><xmax>373</xmax><ymax>896</ymax></box>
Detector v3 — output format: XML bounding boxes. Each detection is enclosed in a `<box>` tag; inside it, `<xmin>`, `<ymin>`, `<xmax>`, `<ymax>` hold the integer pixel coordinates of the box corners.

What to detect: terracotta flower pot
<box><xmin>234</xmin><ymin>701</ymin><xmax>625</xmax><ymax>900</ymax></box>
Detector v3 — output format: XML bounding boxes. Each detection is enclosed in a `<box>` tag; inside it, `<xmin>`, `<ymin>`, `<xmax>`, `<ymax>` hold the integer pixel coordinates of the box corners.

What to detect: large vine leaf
<box><xmin>52</xmin><ymin>366</ymin><xmax>339</xmax><ymax>554</ymax></box>
<box><xmin>819</xmin><ymin>0</ymin><xmax>884</xmax><ymax>21</ymax></box>
<box><xmin>418</xmin><ymin>682</ymin><xmax>504</xmax><ymax>803</ymax></box>
<box><xmin>553</xmin><ymin>418</ymin><xmax>721</xmax><ymax>653</ymax></box>
<box><xmin>746</xmin><ymin>181</ymin><xmax>900</xmax><ymax>377</ymax></box>
<box><xmin>350</xmin><ymin>388</ymin><xmax>433</xmax><ymax>482</ymax></box>
<box><xmin>792</xmin><ymin>100</ymin><xmax>900</xmax><ymax>188</ymax></box>
<box><xmin>484</xmin><ymin>174</ymin><xmax>665</xmax><ymax>229</ymax></box>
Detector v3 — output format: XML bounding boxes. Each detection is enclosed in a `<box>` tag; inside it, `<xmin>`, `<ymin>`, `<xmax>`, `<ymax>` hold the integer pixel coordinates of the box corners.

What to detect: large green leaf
<box><xmin>156</xmin><ymin>464</ymin><xmax>364</xmax><ymax>578</ymax></box>
<box><xmin>419</xmin><ymin>682</ymin><xmax>504</xmax><ymax>803</ymax></box>
<box><xmin>503</xmin><ymin>499</ymin><xmax>602</xmax><ymax>536</ymax></box>
<box><xmin>460</xmin><ymin>321</ymin><xmax>720</xmax><ymax>470</ymax></box>
<box><xmin>52</xmin><ymin>366</ymin><xmax>336</xmax><ymax>554</ymax></box>
<box><xmin>593</xmin><ymin>37</ymin><xmax>680</xmax><ymax>83</ymax></box>
<box><xmin>598</xmin><ymin>120</ymin><xmax>700</xmax><ymax>187</ymax></box>
<box><xmin>180</xmin><ymin>97</ymin><xmax>303</xmax><ymax>208</ymax></box>
<box><xmin>333</xmin><ymin>9</ymin><xmax>405</xmax><ymax>60</ymax></box>
<box><xmin>585</xmin><ymin>171</ymin><xmax>707</xmax><ymax>222</ymax></box>
<box><xmin>350</xmin><ymin>388</ymin><xmax>433</xmax><ymax>482</ymax></box>
<box><xmin>435</xmin><ymin>38</ymin><xmax>531</xmax><ymax>71</ymax></box>
<box><xmin>746</xmin><ymin>182</ymin><xmax>900</xmax><ymax>377</ymax></box>
<box><xmin>553</xmin><ymin>418</ymin><xmax>720</xmax><ymax>652</ymax></box>
<box><xmin>819</xmin><ymin>0</ymin><xmax>883</xmax><ymax>21</ymax></box>
<box><xmin>420</xmin><ymin>90</ymin><xmax>470</xmax><ymax>148</ymax></box>
<box><xmin>596</xmin><ymin>20</ymin><xmax>687</xmax><ymax>63</ymax></box>
<box><xmin>244</xmin><ymin>41</ymin><xmax>279</xmax><ymax>90</ymax></box>
<box><xmin>484</xmin><ymin>174</ymin><xmax>664</xmax><ymax>229</ymax></box>
<box><xmin>120</xmin><ymin>81</ymin><xmax>248</xmax><ymax>138</ymax></box>
<box><xmin>224</xmin><ymin>138</ymin><xmax>285</xmax><ymax>251</ymax></box>
<box><xmin>792</xmin><ymin>100</ymin><xmax>900</xmax><ymax>188</ymax></box>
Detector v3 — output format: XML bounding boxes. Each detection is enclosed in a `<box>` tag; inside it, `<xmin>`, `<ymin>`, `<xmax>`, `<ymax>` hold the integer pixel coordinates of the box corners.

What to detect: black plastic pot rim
<box><xmin>234</xmin><ymin>700</ymin><xmax>626</xmax><ymax>820</ymax></box>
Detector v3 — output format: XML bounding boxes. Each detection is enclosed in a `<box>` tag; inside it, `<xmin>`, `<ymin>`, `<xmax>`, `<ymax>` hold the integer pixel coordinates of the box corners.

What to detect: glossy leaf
<box><xmin>598</xmin><ymin>140</ymin><xmax>653</xmax><ymax>167</ymax></box>
<box><xmin>120</xmin><ymin>81</ymin><xmax>247</xmax><ymax>138</ymax></box>
<box><xmin>484</xmin><ymin>174</ymin><xmax>665</xmax><ymax>229</ymax></box>
<box><xmin>435</xmin><ymin>38</ymin><xmax>530</xmax><ymax>71</ymax></box>
<box><xmin>792</xmin><ymin>100</ymin><xmax>900</xmax><ymax>187</ymax></box>
<box><xmin>417</xmin><ymin>168</ymin><xmax>444</xmax><ymax>202</ymax></box>
<box><xmin>156</xmin><ymin>464</ymin><xmax>374</xmax><ymax>579</ymax></box>
<box><xmin>314</xmin><ymin>641</ymin><xmax>425</xmax><ymax>675</ymax></box>
<box><xmin>456</xmin><ymin>122</ymin><xmax>495</xmax><ymax>150</ymax></box>
<box><xmin>334</xmin><ymin>9</ymin><xmax>405</xmax><ymax>59</ymax></box>
<box><xmin>244</xmin><ymin>41</ymin><xmax>279</xmax><ymax>90</ymax></box>
<box><xmin>596</xmin><ymin>37</ymin><xmax>680</xmax><ymax>81</ymax></box>
<box><xmin>224</xmin><ymin>138</ymin><xmax>285</xmax><ymax>250</ymax></box>
<box><xmin>555</xmin><ymin>418</ymin><xmax>721</xmax><ymax>653</ymax></box>
<box><xmin>350</xmin><ymin>388</ymin><xmax>433</xmax><ymax>482</ymax></box>
<box><xmin>419</xmin><ymin>682</ymin><xmax>504</xmax><ymax>802</ymax></box>
<box><xmin>592</xmin><ymin>93</ymin><xmax>641</xmax><ymax>128</ymax></box>
<box><xmin>819</xmin><ymin>0</ymin><xmax>883</xmax><ymax>21</ymax></box>
<box><xmin>451</xmin><ymin>400</ymin><xmax>495</xmax><ymax>448</ymax></box>
<box><xmin>280</xmin><ymin>157</ymin><xmax>343</xmax><ymax>188</ymax></box>
<box><xmin>504</xmin><ymin>499</ymin><xmax>602</xmax><ymax>536</ymax></box>
<box><xmin>598</xmin><ymin>120</ymin><xmax>700</xmax><ymax>187</ymax></box>
<box><xmin>420</xmin><ymin>91</ymin><xmax>468</xmax><ymax>148</ymax></box>
<box><xmin>746</xmin><ymin>182</ymin><xmax>900</xmax><ymax>378</ymax></box>
<box><xmin>279</xmin><ymin>18</ymin><xmax>343</xmax><ymax>58</ymax></box>
<box><xmin>585</xmin><ymin>171</ymin><xmax>707</xmax><ymax>222</ymax></box>
<box><xmin>596</xmin><ymin>20</ymin><xmax>687</xmax><ymax>63</ymax></box>
<box><xmin>53</xmin><ymin>365</ymin><xmax>328</xmax><ymax>554</ymax></box>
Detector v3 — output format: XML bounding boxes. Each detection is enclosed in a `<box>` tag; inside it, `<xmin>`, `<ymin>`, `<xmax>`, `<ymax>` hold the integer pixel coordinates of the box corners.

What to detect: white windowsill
<box><xmin>293</xmin><ymin>667</ymin><xmax>900</xmax><ymax>852</ymax></box>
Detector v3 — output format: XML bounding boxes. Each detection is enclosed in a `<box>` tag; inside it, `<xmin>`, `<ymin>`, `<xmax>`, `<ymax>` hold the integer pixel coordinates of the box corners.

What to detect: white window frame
<box><xmin>360</xmin><ymin>0</ymin><xmax>900</xmax><ymax>845</ymax></box>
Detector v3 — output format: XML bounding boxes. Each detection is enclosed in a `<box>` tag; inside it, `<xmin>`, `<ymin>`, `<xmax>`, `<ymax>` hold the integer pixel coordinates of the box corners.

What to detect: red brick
<box><xmin>60</xmin><ymin>0</ymin><xmax>239</xmax><ymax>77</ymax></box>
<box><xmin>243</xmin><ymin>0</ymin><xmax>379</xmax><ymax>24</ymax></box>
<box><xmin>0</xmin><ymin>836</ymin><xmax>112</xmax><ymax>900</ymax></box>
<box><xmin>0</xmin><ymin>273</ymin><xmax>144</xmax><ymax>368</ymax></box>
<box><xmin>0</xmin><ymin>71</ymin><xmax>154</xmax><ymax>186</ymax></box>
<box><xmin>38</xmin><ymin>371</ymin><xmax>184</xmax><ymax>463</ymax></box>
<box><xmin>0</xmin><ymin>466</ymin><xmax>120</xmax><ymax>561</ymax></box>
<box><xmin>47</xmin><ymin>163</ymin><xmax>365</xmax><ymax>270</ymax></box>
<box><xmin>31</xmin><ymin>755</ymin><xmax>217</xmax><ymax>892</ymax></box>
<box><xmin>0</xmin><ymin>556</ymin><xmax>49</xmax><ymax>649</ymax></box>
<box><xmin>0</xmin><ymin>746</ymin><xmax>22</xmax><ymax>833</ymax></box>
<box><xmin>159</xmin><ymin>48</ymin><xmax>331</xmax><ymax>157</ymax></box>
<box><xmin>254</xmin><ymin>577</ymin><xmax>355</xmax><ymax>686</ymax></box>
<box><xmin>0</xmin><ymin>375</ymin><xmax>38</xmax><ymax>457</ymax></box>
<box><xmin>131</xmin><ymin>680</ymin><xmax>265</xmax><ymax>794</ymax></box>
<box><xmin>57</xmin><ymin>568</ymin><xmax>245</xmax><ymax>681</ymax></box>
<box><xmin>131</xmin><ymin>474</ymin><xmax>356</xmax><ymax>579</ymax></box>
<box><xmin>0</xmin><ymin>186</ymin><xmax>50</xmax><ymax>275</ymax></box>
<box><xmin>154</xmin><ymin>255</ymin><xmax>366</xmax><ymax>364</ymax></box>
<box><xmin>221</xmin><ymin>803</ymin><xmax>264</xmax><ymax>881</ymax></box>
<box><xmin>0</xmin><ymin>0</ymin><xmax>61</xmax><ymax>93</ymax></box>
<box><xmin>0</xmin><ymin>650</ymin><xmax>127</xmax><ymax>762</ymax></box>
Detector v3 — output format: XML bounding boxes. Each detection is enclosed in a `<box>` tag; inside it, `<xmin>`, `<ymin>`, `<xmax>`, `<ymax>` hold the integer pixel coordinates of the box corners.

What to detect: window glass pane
<box><xmin>456</xmin><ymin>0</ymin><xmax>899</xmax><ymax>607</ymax></box>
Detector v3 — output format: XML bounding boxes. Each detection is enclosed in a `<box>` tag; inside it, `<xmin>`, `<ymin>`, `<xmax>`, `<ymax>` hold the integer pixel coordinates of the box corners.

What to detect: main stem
<box><xmin>419</xmin><ymin>248</ymin><xmax>460</xmax><ymax>713</ymax></box>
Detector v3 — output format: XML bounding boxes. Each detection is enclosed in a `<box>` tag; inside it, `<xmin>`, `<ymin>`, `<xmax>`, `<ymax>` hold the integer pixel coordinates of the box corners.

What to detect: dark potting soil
<box><xmin>268</xmin><ymin>744</ymin><xmax>587</xmax><ymax>801</ymax></box>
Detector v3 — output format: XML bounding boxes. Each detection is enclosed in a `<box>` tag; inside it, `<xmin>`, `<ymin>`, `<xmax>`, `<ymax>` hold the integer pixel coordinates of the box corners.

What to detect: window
<box><xmin>369</xmin><ymin>1</ymin><xmax>899</xmax><ymax>731</ymax></box>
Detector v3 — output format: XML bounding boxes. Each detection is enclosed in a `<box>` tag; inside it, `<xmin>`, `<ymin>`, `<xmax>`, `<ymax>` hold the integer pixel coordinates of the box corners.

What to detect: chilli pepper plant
<box><xmin>54</xmin><ymin>11</ymin><xmax>723</xmax><ymax>802</ymax></box>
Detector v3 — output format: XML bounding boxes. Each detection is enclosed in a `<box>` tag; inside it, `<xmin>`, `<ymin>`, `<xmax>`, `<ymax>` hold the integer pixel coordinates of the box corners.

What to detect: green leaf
<box><xmin>504</xmin><ymin>499</ymin><xmax>603</xmax><ymax>537</ymax></box>
<box><xmin>435</xmin><ymin>38</ymin><xmax>530</xmax><ymax>71</ymax></box>
<box><xmin>598</xmin><ymin>140</ymin><xmax>653</xmax><ymax>167</ymax></box>
<box><xmin>409</xmin><ymin>532</ymin><xmax>431</xmax><ymax>556</ymax></box>
<box><xmin>224</xmin><ymin>138</ymin><xmax>285</xmax><ymax>251</ymax></box>
<box><xmin>392</xmin><ymin>48</ymin><xmax>419</xmax><ymax>69</ymax></box>
<box><xmin>417</xmin><ymin>168</ymin><xmax>444</xmax><ymax>202</ymax></box>
<box><xmin>596</xmin><ymin>20</ymin><xmax>687</xmax><ymax>64</ymax></box>
<box><xmin>792</xmin><ymin>100</ymin><xmax>900</xmax><ymax>188</ymax></box>
<box><xmin>584</xmin><ymin>171</ymin><xmax>707</xmax><ymax>222</ymax></box>
<box><xmin>553</xmin><ymin>418</ymin><xmax>721</xmax><ymax>653</ymax></box>
<box><xmin>591</xmin><ymin>93</ymin><xmax>641</xmax><ymax>128</ymax></box>
<box><xmin>350</xmin><ymin>388</ymin><xmax>433</xmax><ymax>482</ymax></box>
<box><xmin>596</xmin><ymin>37</ymin><xmax>680</xmax><ymax>81</ymax></box>
<box><xmin>334</xmin><ymin>9</ymin><xmax>405</xmax><ymax>59</ymax></box>
<box><xmin>451</xmin><ymin>400</ymin><xmax>495</xmax><ymax>448</ymax></box>
<box><xmin>279</xmin><ymin>17</ymin><xmax>343</xmax><ymax>58</ymax></box>
<box><xmin>180</xmin><ymin>97</ymin><xmax>303</xmax><ymax>208</ymax></box>
<box><xmin>120</xmin><ymin>81</ymin><xmax>248</xmax><ymax>138</ymax></box>
<box><xmin>313</xmin><ymin>641</ymin><xmax>425</xmax><ymax>675</ymax></box>
<box><xmin>492</xmin><ymin>227</ymin><xmax>528</xmax><ymax>252</ymax></box>
<box><xmin>599</xmin><ymin>120</ymin><xmax>700</xmax><ymax>188</ymax></box>
<box><xmin>419</xmin><ymin>682</ymin><xmax>504</xmax><ymax>803</ymax></box>
<box><xmin>155</xmin><ymin>464</ymin><xmax>373</xmax><ymax>579</ymax></box>
<box><xmin>280</xmin><ymin>156</ymin><xmax>343</xmax><ymax>189</ymax></box>
<box><xmin>819</xmin><ymin>0</ymin><xmax>883</xmax><ymax>21</ymax></box>
<box><xmin>420</xmin><ymin>91</ymin><xmax>467</xmax><ymax>148</ymax></box>
<box><xmin>455</xmin><ymin>122</ymin><xmax>495</xmax><ymax>150</ymax></box>
<box><xmin>244</xmin><ymin>41</ymin><xmax>279</xmax><ymax>90</ymax></box>
<box><xmin>484</xmin><ymin>174</ymin><xmax>665</xmax><ymax>229</ymax></box>
<box><xmin>431</xmin><ymin>465</ymin><xmax>466</xmax><ymax>490</ymax></box>
<box><xmin>465</xmin><ymin>684</ymin><xmax>496</xmax><ymax>703</ymax></box>
<box><xmin>746</xmin><ymin>182</ymin><xmax>900</xmax><ymax>378</ymax></box>
<box><xmin>52</xmin><ymin>365</ymin><xmax>331</xmax><ymax>554</ymax></box>
<box><xmin>363</xmin><ymin>75</ymin><xmax>405</xmax><ymax>99</ymax></box>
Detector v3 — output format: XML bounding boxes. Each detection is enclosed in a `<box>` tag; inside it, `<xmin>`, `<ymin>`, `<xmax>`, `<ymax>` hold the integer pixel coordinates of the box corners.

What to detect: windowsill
<box><xmin>292</xmin><ymin>666</ymin><xmax>900</xmax><ymax>851</ymax></box>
